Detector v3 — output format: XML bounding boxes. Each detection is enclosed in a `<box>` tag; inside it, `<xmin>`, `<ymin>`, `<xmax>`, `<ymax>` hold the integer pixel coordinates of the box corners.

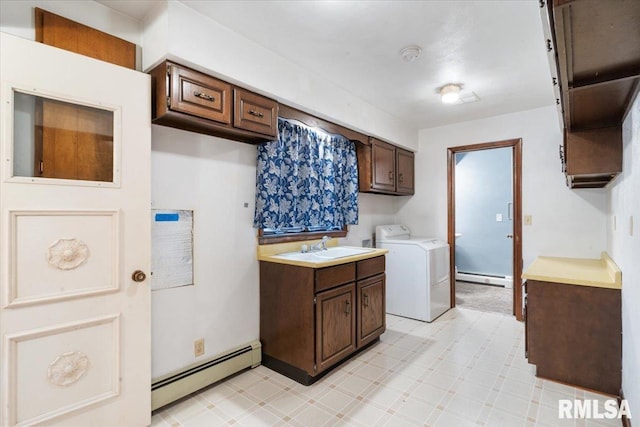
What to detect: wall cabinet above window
<box><xmin>149</xmin><ymin>60</ymin><xmax>278</xmax><ymax>144</ymax></box>
<box><xmin>357</xmin><ymin>138</ymin><xmax>415</xmax><ymax>196</ymax></box>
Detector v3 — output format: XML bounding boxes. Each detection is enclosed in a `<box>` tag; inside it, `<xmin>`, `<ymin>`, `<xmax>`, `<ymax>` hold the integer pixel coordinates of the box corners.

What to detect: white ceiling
<box><xmin>97</xmin><ymin>0</ymin><xmax>556</xmax><ymax>130</ymax></box>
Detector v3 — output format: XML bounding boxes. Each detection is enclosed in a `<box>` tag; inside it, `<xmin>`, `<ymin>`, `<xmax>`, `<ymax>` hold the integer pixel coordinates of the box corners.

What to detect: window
<box><xmin>254</xmin><ymin>118</ymin><xmax>359</xmax><ymax>242</ymax></box>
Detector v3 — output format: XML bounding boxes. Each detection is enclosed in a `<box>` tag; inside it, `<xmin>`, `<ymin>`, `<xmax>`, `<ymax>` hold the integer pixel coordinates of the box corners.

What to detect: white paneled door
<box><xmin>0</xmin><ymin>33</ymin><xmax>151</xmax><ymax>426</ymax></box>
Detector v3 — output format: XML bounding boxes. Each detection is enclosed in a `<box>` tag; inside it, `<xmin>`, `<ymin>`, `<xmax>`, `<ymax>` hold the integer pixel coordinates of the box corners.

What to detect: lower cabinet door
<box><xmin>315</xmin><ymin>283</ymin><xmax>356</xmax><ymax>372</ymax></box>
<box><xmin>357</xmin><ymin>274</ymin><xmax>386</xmax><ymax>347</ymax></box>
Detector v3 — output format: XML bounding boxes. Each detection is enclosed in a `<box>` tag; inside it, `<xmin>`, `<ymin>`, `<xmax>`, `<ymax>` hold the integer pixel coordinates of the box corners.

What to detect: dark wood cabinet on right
<box><xmin>524</xmin><ymin>279</ymin><xmax>621</xmax><ymax>395</ymax></box>
<box><xmin>357</xmin><ymin>138</ymin><xmax>415</xmax><ymax>195</ymax></box>
<box><xmin>545</xmin><ymin>0</ymin><xmax>639</xmax><ymax>188</ymax></box>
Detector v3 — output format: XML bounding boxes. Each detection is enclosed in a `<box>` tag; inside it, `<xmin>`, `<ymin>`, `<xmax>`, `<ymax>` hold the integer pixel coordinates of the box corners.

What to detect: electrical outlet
<box><xmin>524</xmin><ymin>215</ymin><xmax>532</xmax><ymax>226</ymax></box>
<box><xmin>194</xmin><ymin>338</ymin><xmax>205</xmax><ymax>357</ymax></box>
<box><xmin>362</xmin><ymin>239</ymin><xmax>372</xmax><ymax>248</ymax></box>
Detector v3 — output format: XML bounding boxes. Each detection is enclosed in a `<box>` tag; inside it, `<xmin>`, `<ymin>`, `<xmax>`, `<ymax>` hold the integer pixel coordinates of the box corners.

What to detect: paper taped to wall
<box><xmin>151</xmin><ymin>210</ymin><xmax>193</xmax><ymax>290</ymax></box>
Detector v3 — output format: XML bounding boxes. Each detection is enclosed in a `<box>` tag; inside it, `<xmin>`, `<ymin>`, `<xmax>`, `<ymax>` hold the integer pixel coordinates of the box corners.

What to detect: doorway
<box><xmin>447</xmin><ymin>139</ymin><xmax>523</xmax><ymax>320</ymax></box>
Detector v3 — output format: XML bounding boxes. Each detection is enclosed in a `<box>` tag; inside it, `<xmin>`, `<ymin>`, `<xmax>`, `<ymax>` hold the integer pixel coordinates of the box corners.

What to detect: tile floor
<box><xmin>151</xmin><ymin>308</ymin><xmax>621</xmax><ymax>427</ymax></box>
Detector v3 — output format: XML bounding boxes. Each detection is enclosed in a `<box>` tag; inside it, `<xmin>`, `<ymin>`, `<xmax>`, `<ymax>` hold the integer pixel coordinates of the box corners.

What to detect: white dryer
<box><xmin>375</xmin><ymin>224</ymin><xmax>450</xmax><ymax>322</ymax></box>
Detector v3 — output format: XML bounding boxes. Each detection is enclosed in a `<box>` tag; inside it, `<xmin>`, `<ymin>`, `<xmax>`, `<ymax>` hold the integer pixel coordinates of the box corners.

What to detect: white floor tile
<box><xmin>151</xmin><ymin>309</ymin><xmax>599</xmax><ymax>427</ymax></box>
<box><xmin>345</xmin><ymin>402</ymin><xmax>391</xmax><ymax>427</ymax></box>
<box><xmin>291</xmin><ymin>404</ymin><xmax>335</xmax><ymax>427</ymax></box>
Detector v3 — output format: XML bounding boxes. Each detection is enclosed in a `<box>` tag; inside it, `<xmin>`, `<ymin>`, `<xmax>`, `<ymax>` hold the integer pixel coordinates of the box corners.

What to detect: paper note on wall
<box><xmin>151</xmin><ymin>210</ymin><xmax>193</xmax><ymax>290</ymax></box>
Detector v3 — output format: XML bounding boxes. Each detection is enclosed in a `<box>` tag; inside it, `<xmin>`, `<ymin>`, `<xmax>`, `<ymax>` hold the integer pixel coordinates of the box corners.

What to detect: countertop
<box><xmin>522</xmin><ymin>252</ymin><xmax>621</xmax><ymax>289</ymax></box>
<box><xmin>257</xmin><ymin>238</ymin><xmax>387</xmax><ymax>268</ymax></box>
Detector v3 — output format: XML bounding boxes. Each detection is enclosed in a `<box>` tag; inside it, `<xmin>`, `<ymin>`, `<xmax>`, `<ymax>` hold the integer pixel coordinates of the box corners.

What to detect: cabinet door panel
<box><xmin>233</xmin><ymin>88</ymin><xmax>278</xmax><ymax>137</ymax></box>
<box><xmin>371</xmin><ymin>139</ymin><xmax>396</xmax><ymax>192</ymax></box>
<box><xmin>357</xmin><ymin>274</ymin><xmax>385</xmax><ymax>347</ymax></box>
<box><xmin>315</xmin><ymin>284</ymin><xmax>356</xmax><ymax>372</ymax></box>
<box><xmin>169</xmin><ymin>64</ymin><xmax>231</xmax><ymax>124</ymax></box>
<box><xmin>396</xmin><ymin>148</ymin><xmax>415</xmax><ymax>195</ymax></box>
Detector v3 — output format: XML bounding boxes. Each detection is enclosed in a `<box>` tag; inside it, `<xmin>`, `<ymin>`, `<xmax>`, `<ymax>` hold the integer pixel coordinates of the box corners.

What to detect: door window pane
<box><xmin>13</xmin><ymin>91</ymin><xmax>114</xmax><ymax>182</ymax></box>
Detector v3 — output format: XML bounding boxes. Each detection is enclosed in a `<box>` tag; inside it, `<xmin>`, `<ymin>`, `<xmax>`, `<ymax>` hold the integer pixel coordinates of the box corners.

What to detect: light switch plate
<box><xmin>524</xmin><ymin>215</ymin><xmax>532</xmax><ymax>226</ymax></box>
<box><xmin>496</xmin><ymin>213</ymin><xmax>503</xmax><ymax>222</ymax></box>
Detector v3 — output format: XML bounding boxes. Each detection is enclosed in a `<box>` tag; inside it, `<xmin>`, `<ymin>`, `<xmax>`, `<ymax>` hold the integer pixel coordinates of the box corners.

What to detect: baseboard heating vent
<box><xmin>151</xmin><ymin>340</ymin><xmax>261</xmax><ymax>411</ymax></box>
<box><xmin>456</xmin><ymin>272</ymin><xmax>513</xmax><ymax>289</ymax></box>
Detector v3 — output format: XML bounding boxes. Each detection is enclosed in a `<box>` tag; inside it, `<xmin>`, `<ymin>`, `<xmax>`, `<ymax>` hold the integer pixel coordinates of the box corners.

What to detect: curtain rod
<box><xmin>278</xmin><ymin>104</ymin><xmax>370</xmax><ymax>145</ymax></box>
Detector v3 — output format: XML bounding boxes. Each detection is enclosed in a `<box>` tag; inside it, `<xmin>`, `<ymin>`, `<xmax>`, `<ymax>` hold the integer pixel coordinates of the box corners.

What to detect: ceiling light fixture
<box><xmin>400</xmin><ymin>45</ymin><xmax>422</xmax><ymax>62</ymax></box>
<box><xmin>439</xmin><ymin>83</ymin><xmax>463</xmax><ymax>104</ymax></box>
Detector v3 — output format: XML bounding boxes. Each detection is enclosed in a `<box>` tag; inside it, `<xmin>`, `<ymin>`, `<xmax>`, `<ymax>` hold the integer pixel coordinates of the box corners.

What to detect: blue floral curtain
<box><xmin>254</xmin><ymin>118</ymin><xmax>359</xmax><ymax>231</ymax></box>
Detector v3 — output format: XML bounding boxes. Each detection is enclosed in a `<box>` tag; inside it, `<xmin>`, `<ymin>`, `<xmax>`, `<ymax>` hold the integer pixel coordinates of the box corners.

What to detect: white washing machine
<box><xmin>376</xmin><ymin>224</ymin><xmax>451</xmax><ymax>322</ymax></box>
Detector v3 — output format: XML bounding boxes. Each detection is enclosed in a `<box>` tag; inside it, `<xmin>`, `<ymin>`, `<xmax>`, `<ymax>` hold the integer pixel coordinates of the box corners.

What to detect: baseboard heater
<box><xmin>456</xmin><ymin>272</ymin><xmax>513</xmax><ymax>289</ymax></box>
<box><xmin>151</xmin><ymin>340</ymin><xmax>261</xmax><ymax>411</ymax></box>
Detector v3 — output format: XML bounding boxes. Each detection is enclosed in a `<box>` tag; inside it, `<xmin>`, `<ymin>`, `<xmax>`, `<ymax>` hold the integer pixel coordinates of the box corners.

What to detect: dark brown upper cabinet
<box><xmin>357</xmin><ymin>138</ymin><xmax>415</xmax><ymax>195</ymax></box>
<box><xmin>396</xmin><ymin>147</ymin><xmax>415</xmax><ymax>195</ymax></box>
<box><xmin>547</xmin><ymin>0</ymin><xmax>639</xmax><ymax>188</ymax></box>
<box><xmin>150</xmin><ymin>60</ymin><xmax>278</xmax><ymax>144</ymax></box>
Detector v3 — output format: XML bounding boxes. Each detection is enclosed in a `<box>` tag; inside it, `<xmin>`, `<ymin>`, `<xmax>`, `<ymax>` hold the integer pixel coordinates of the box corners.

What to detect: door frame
<box><xmin>447</xmin><ymin>138</ymin><xmax>523</xmax><ymax>321</ymax></box>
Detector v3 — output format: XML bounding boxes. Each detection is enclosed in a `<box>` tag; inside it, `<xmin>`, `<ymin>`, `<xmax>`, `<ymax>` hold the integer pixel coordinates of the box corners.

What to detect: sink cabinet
<box><xmin>260</xmin><ymin>255</ymin><xmax>385</xmax><ymax>384</ymax></box>
<box><xmin>524</xmin><ymin>279</ymin><xmax>621</xmax><ymax>395</ymax></box>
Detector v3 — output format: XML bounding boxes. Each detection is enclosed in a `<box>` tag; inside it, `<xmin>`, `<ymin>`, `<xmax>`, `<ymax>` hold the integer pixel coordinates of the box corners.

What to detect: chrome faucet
<box><xmin>309</xmin><ymin>235</ymin><xmax>330</xmax><ymax>252</ymax></box>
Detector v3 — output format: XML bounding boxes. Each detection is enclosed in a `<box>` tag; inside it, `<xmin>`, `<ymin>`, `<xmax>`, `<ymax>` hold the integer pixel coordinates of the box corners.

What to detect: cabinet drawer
<box><xmin>315</xmin><ymin>263</ymin><xmax>355</xmax><ymax>293</ymax></box>
<box><xmin>169</xmin><ymin>63</ymin><xmax>231</xmax><ymax>124</ymax></box>
<box><xmin>234</xmin><ymin>88</ymin><xmax>278</xmax><ymax>137</ymax></box>
<box><xmin>357</xmin><ymin>256</ymin><xmax>385</xmax><ymax>280</ymax></box>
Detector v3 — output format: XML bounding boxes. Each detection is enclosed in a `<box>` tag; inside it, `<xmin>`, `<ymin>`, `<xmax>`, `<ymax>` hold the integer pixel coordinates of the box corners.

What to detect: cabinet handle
<box><xmin>248</xmin><ymin>109</ymin><xmax>264</xmax><ymax>118</ymax></box>
<box><xmin>546</xmin><ymin>39</ymin><xmax>552</xmax><ymax>52</ymax></box>
<box><xmin>345</xmin><ymin>300</ymin><xmax>351</xmax><ymax>315</ymax></box>
<box><xmin>398</xmin><ymin>173</ymin><xmax>404</xmax><ymax>183</ymax></box>
<box><xmin>194</xmin><ymin>91</ymin><xmax>215</xmax><ymax>102</ymax></box>
<box><xmin>364</xmin><ymin>294</ymin><xmax>369</xmax><ymax>308</ymax></box>
<box><xmin>388</xmin><ymin>171</ymin><xmax>394</xmax><ymax>181</ymax></box>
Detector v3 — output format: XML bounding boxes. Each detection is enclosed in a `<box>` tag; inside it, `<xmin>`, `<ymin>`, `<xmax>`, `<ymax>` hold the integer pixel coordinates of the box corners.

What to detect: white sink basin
<box><xmin>272</xmin><ymin>246</ymin><xmax>374</xmax><ymax>262</ymax></box>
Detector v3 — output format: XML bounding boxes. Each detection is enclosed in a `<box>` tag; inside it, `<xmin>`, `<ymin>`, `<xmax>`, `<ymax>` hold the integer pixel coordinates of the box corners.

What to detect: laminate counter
<box><xmin>522</xmin><ymin>252</ymin><xmax>620</xmax><ymax>289</ymax></box>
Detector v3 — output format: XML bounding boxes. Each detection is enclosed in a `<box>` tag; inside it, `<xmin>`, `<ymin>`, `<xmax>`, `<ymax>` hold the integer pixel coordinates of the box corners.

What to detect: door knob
<box><xmin>131</xmin><ymin>270</ymin><xmax>147</xmax><ymax>282</ymax></box>
<box><xmin>506</xmin><ymin>234</ymin><xmax>514</xmax><ymax>239</ymax></box>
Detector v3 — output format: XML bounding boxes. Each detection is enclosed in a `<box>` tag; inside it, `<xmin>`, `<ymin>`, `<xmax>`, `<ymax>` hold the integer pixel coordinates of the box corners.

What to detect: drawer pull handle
<box><xmin>364</xmin><ymin>294</ymin><xmax>369</xmax><ymax>308</ymax></box>
<box><xmin>345</xmin><ymin>300</ymin><xmax>351</xmax><ymax>315</ymax></box>
<box><xmin>388</xmin><ymin>171</ymin><xmax>394</xmax><ymax>180</ymax></box>
<box><xmin>398</xmin><ymin>173</ymin><xmax>404</xmax><ymax>183</ymax></box>
<box><xmin>194</xmin><ymin>91</ymin><xmax>215</xmax><ymax>102</ymax></box>
<box><xmin>248</xmin><ymin>110</ymin><xmax>264</xmax><ymax>118</ymax></box>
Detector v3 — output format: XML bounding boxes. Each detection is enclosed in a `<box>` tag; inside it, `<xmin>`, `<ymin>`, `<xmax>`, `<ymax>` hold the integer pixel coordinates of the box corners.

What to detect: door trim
<box><xmin>447</xmin><ymin>138</ymin><xmax>523</xmax><ymax>321</ymax></box>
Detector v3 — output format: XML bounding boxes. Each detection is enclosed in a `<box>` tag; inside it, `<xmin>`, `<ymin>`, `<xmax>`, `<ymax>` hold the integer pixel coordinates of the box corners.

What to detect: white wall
<box><xmin>150</xmin><ymin>126</ymin><xmax>259</xmax><ymax>377</ymax></box>
<box><xmin>607</xmin><ymin>94</ymin><xmax>639</xmax><ymax>416</ymax></box>
<box><xmin>142</xmin><ymin>0</ymin><xmax>418</xmax><ymax>151</ymax></box>
<box><xmin>397</xmin><ymin>105</ymin><xmax>608</xmax><ymax>269</ymax></box>
<box><xmin>341</xmin><ymin>193</ymin><xmax>398</xmax><ymax>248</ymax></box>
